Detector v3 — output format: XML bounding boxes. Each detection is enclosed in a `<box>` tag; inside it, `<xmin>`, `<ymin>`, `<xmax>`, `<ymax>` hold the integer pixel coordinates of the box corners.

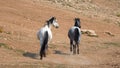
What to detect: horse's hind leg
<box><xmin>77</xmin><ymin>44</ymin><xmax>79</xmax><ymax>54</ymax></box>
<box><xmin>40</xmin><ymin>49</ymin><xmax>43</xmax><ymax>60</ymax></box>
<box><xmin>43</xmin><ymin>44</ymin><xmax>48</xmax><ymax>57</ymax></box>
<box><xmin>43</xmin><ymin>51</ymin><xmax>46</xmax><ymax>57</ymax></box>
<box><xmin>46</xmin><ymin>44</ymin><xmax>48</xmax><ymax>55</ymax></box>
<box><xmin>73</xmin><ymin>44</ymin><xmax>76</xmax><ymax>54</ymax></box>
<box><xmin>70</xmin><ymin>40</ymin><xmax>73</xmax><ymax>52</ymax></box>
<box><xmin>40</xmin><ymin>52</ymin><xmax>43</xmax><ymax>60</ymax></box>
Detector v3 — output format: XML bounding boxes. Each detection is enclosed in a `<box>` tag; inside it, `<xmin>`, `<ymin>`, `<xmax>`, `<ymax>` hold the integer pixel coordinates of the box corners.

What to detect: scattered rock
<box><xmin>105</xmin><ymin>31</ymin><xmax>115</xmax><ymax>36</ymax></box>
<box><xmin>88</xmin><ymin>0</ymin><xmax>92</xmax><ymax>2</ymax></box>
<box><xmin>81</xmin><ymin>29</ymin><xmax>88</xmax><ymax>34</ymax></box>
<box><xmin>4</xmin><ymin>38</ymin><xmax>7</xmax><ymax>40</ymax></box>
<box><xmin>81</xmin><ymin>29</ymin><xmax>98</xmax><ymax>37</ymax></box>
<box><xmin>116</xmin><ymin>21</ymin><xmax>120</xmax><ymax>27</ymax></box>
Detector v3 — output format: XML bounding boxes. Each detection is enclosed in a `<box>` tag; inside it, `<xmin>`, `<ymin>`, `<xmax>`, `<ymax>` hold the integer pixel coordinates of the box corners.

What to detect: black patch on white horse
<box><xmin>40</xmin><ymin>31</ymin><xmax>48</xmax><ymax>60</ymax></box>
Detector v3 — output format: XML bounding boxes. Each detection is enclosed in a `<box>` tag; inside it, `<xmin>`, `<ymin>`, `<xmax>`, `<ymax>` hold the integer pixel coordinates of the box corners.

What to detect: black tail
<box><xmin>74</xmin><ymin>28</ymin><xmax>80</xmax><ymax>43</ymax></box>
<box><xmin>40</xmin><ymin>31</ymin><xmax>48</xmax><ymax>60</ymax></box>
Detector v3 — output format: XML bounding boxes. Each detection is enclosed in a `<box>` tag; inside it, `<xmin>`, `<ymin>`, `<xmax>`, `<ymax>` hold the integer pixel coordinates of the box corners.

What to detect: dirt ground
<box><xmin>0</xmin><ymin>0</ymin><xmax>120</xmax><ymax>68</ymax></box>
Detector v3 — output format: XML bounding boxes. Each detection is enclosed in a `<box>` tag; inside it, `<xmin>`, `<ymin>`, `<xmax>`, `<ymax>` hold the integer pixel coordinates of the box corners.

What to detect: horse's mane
<box><xmin>48</xmin><ymin>17</ymin><xmax>56</xmax><ymax>23</ymax></box>
<box><xmin>43</xmin><ymin>17</ymin><xmax>56</xmax><ymax>27</ymax></box>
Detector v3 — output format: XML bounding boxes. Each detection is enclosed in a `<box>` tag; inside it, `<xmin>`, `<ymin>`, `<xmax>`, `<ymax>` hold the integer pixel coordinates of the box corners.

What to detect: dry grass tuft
<box><xmin>0</xmin><ymin>26</ymin><xmax>3</xmax><ymax>33</ymax></box>
<box><xmin>116</xmin><ymin>13</ymin><xmax>120</xmax><ymax>17</ymax></box>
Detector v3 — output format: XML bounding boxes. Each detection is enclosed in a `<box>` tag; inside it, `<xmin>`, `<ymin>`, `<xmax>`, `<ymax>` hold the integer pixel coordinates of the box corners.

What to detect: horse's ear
<box><xmin>46</xmin><ymin>20</ymin><xmax>48</xmax><ymax>23</ymax></box>
<box><xmin>74</xmin><ymin>18</ymin><xmax>80</xmax><ymax>21</ymax></box>
<box><xmin>78</xmin><ymin>18</ymin><xmax>80</xmax><ymax>20</ymax></box>
<box><xmin>52</xmin><ymin>16</ymin><xmax>56</xmax><ymax>20</ymax></box>
<box><xmin>79</xmin><ymin>26</ymin><xmax>81</xmax><ymax>28</ymax></box>
<box><xmin>49</xmin><ymin>16</ymin><xmax>57</xmax><ymax>24</ymax></box>
<box><xmin>74</xmin><ymin>18</ymin><xmax>77</xmax><ymax>20</ymax></box>
<box><xmin>46</xmin><ymin>21</ymin><xmax>49</xmax><ymax>24</ymax></box>
<box><xmin>76</xmin><ymin>18</ymin><xmax>80</xmax><ymax>20</ymax></box>
<box><xmin>45</xmin><ymin>20</ymin><xmax>50</xmax><ymax>27</ymax></box>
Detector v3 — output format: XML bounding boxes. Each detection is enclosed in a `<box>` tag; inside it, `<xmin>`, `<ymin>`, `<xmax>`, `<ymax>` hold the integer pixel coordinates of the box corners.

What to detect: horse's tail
<box><xmin>74</xmin><ymin>28</ymin><xmax>80</xmax><ymax>43</ymax></box>
<box><xmin>40</xmin><ymin>31</ymin><xmax>48</xmax><ymax>60</ymax></box>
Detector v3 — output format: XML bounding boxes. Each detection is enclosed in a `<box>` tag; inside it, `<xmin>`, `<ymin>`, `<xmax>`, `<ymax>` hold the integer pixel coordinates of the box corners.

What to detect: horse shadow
<box><xmin>23</xmin><ymin>50</ymin><xmax>69</xmax><ymax>59</ymax></box>
<box><xmin>54</xmin><ymin>50</ymin><xmax>70</xmax><ymax>56</ymax></box>
<box><xmin>23</xmin><ymin>52</ymin><xmax>39</xmax><ymax>59</ymax></box>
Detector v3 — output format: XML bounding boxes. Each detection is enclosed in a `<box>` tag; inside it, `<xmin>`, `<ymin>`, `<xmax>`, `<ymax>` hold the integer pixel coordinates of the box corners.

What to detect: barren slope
<box><xmin>0</xmin><ymin>0</ymin><xmax>120</xmax><ymax>68</ymax></box>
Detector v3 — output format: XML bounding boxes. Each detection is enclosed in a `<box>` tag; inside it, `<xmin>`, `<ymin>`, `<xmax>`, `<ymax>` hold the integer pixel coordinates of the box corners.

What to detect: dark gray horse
<box><xmin>68</xmin><ymin>18</ymin><xmax>81</xmax><ymax>54</ymax></box>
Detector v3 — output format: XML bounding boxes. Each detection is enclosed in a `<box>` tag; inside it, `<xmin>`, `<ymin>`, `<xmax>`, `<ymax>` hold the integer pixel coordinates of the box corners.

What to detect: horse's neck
<box><xmin>74</xmin><ymin>22</ymin><xmax>81</xmax><ymax>28</ymax></box>
<box><xmin>44</xmin><ymin>24</ymin><xmax>52</xmax><ymax>29</ymax></box>
<box><xmin>44</xmin><ymin>23</ymin><xmax>52</xmax><ymax>33</ymax></box>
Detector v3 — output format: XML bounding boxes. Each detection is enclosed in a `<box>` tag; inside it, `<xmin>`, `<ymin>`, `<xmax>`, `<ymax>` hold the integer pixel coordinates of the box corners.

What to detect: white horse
<box><xmin>37</xmin><ymin>17</ymin><xmax>59</xmax><ymax>60</ymax></box>
<box><xmin>68</xmin><ymin>18</ymin><xmax>81</xmax><ymax>54</ymax></box>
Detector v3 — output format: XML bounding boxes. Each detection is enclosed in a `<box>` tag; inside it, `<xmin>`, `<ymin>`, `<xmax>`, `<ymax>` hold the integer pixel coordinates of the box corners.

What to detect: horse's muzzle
<box><xmin>56</xmin><ymin>26</ymin><xmax>59</xmax><ymax>28</ymax></box>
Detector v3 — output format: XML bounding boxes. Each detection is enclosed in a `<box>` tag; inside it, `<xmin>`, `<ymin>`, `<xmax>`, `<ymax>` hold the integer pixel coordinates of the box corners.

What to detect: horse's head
<box><xmin>74</xmin><ymin>18</ymin><xmax>81</xmax><ymax>28</ymax></box>
<box><xmin>47</xmin><ymin>17</ymin><xmax>59</xmax><ymax>28</ymax></box>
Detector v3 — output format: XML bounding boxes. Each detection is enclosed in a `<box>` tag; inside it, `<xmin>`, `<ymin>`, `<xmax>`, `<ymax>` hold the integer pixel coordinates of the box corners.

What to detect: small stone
<box><xmin>81</xmin><ymin>29</ymin><xmax>98</xmax><ymax>37</ymax></box>
<box><xmin>88</xmin><ymin>0</ymin><xmax>92</xmax><ymax>2</ymax></box>
<box><xmin>87</xmin><ymin>30</ymin><xmax>98</xmax><ymax>37</ymax></box>
<box><xmin>4</xmin><ymin>38</ymin><xmax>7</xmax><ymax>40</ymax></box>
<box><xmin>105</xmin><ymin>31</ymin><xmax>115</xmax><ymax>36</ymax></box>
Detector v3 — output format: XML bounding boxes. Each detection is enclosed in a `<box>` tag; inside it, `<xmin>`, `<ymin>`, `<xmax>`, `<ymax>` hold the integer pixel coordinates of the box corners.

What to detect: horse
<box><xmin>68</xmin><ymin>18</ymin><xmax>81</xmax><ymax>54</ymax></box>
<box><xmin>37</xmin><ymin>17</ymin><xmax>59</xmax><ymax>60</ymax></box>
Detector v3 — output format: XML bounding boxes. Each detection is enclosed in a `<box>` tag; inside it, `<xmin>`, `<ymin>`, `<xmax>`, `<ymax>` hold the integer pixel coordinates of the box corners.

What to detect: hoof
<box><xmin>40</xmin><ymin>57</ymin><xmax>42</xmax><ymax>60</ymax></box>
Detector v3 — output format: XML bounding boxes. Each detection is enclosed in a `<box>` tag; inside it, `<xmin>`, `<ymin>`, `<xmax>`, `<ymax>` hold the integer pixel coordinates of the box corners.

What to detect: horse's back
<box><xmin>68</xmin><ymin>27</ymin><xmax>81</xmax><ymax>41</ymax></box>
<box><xmin>37</xmin><ymin>28</ymin><xmax>45</xmax><ymax>40</ymax></box>
<box><xmin>37</xmin><ymin>27</ymin><xmax>52</xmax><ymax>46</ymax></box>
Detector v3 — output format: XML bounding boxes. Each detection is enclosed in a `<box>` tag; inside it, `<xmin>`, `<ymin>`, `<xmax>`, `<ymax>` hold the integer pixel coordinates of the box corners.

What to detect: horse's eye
<box><xmin>79</xmin><ymin>26</ymin><xmax>81</xmax><ymax>28</ymax></box>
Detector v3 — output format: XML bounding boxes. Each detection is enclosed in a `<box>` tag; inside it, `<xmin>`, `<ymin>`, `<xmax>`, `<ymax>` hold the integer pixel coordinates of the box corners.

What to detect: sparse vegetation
<box><xmin>95</xmin><ymin>42</ymin><xmax>120</xmax><ymax>49</ymax></box>
<box><xmin>55</xmin><ymin>64</ymin><xmax>66</xmax><ymax>68</ymax></box>
<box><xmin>103</xmin><ymin>42</ymin><xmax>120</xmax><ymax>47</ymax></box>
<box><xmin>15</xmin><ymin>49</ymin><xmax>25</xmax><ymax>54</ymax></box>
<box><xmin>49</xmin><ymin>43</ymin><xmax>57</xmax><ymax>49</ymax></box>
<box><xmin>103</xmin><ymin>18</ymin><xmax>111</xmax><ymax>23</ymax></box>
<box><xmin>0</xmin><ymin>43</ymin><xmax>13</xmax><ymax>50</ymax></box>
<box><xmin>116</xmin><ymin>13</ymin><xmax>120</xmax><ymax>17</ymax></box>
<box><xmin>0</xmin><ymin>26</ymin><xmax>3</xmax><ymax>33</ymax></box>
<box><xmin>116</xmin><ymin>21</ymin><xmax>120</xmax><ymax>27</ymax></box>
<box><xmin>0</xmin><ymin>26</ymin><xmax>11</xmax><ymax>34</ymax></box>
<box><xmin>0</xmin><ymin>43</ymin><xmax>25</xmax><ymax>54</ymax></box>
<box><xmin>5</xmin><ymin>32</ymin><xmax>11</xmax><ymax>34</ymax></box>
